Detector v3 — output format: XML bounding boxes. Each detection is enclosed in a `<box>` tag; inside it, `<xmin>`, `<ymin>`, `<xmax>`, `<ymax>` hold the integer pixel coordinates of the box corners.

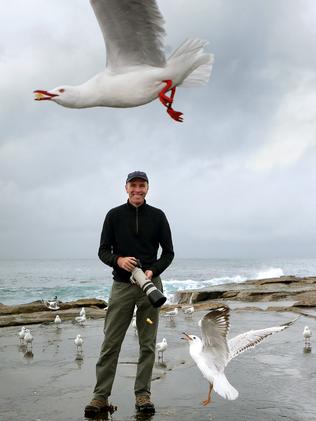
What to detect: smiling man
<box><xmin>85</xmin><ymin>171</ymin><xmax>174</xmax><ymax>418</ymax></box>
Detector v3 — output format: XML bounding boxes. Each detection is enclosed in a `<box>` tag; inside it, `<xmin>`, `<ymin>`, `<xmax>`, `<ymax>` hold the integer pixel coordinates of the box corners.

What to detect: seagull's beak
<box><xmin>34</xmin><ymin>90</ymin><xmax>58</xmax><ymax>101</ymax></box>
<box><xmin>181</xmin><ymin>332</ymin><xmax>192</xmax><ymax>341</ymax></box>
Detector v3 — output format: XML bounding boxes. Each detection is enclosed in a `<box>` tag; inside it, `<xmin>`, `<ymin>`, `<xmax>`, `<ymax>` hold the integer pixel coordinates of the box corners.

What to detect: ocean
<box><xmin>1</xmin><ymin>257</ymin><xmax>316</xmax><ymax>306</ymax></box>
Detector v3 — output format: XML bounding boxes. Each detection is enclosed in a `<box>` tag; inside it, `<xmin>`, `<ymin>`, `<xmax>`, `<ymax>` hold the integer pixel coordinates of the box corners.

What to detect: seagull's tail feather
<box><xmin>166</xmin><ymin>39</ymin><xmax>214</xmax><ymax>87</ymax></box>
<box><xmin>213</xmin><ymin>373</ymin><xmax>239</xmax><ymax>400</ymax></box>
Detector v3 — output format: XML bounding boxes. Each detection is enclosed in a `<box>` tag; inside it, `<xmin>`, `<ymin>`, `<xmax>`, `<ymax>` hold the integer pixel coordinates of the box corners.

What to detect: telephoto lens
<box><xmin>130</xmin><ymin>267</ymin><xmax>166</xmax><ymax>308</ymax></box>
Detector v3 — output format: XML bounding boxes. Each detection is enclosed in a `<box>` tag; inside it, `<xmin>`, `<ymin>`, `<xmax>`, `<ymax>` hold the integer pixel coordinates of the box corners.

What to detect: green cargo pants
<box><xmin>93</xmin><ymin>276</ymin><xmax>162</xmax><ymax>401</ymax></box>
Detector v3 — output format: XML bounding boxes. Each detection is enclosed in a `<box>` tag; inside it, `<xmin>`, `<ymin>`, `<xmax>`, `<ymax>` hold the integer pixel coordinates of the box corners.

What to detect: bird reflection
<box><xmin>24</xmin><ymin>350</ymin><xmax>34</xmax><ymax>361</ymax></box>
<box><xmin>74</xmin><ymin>357</ymin><xmax>84</xmax><ymax>369</ymax></box>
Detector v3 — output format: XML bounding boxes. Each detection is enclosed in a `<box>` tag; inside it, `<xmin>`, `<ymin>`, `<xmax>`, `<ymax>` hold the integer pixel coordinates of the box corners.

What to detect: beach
<box><xmin>1</xmin><ymin>306</ymin><xmax>315</xmax><ymax>421</ymax></box>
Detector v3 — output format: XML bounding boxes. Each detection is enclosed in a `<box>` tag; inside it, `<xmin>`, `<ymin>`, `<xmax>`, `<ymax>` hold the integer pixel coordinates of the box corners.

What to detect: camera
<box><xmin>130</xmin><ymin>262</ymin><xmax>166</xmax><ymax>308</ymax></box>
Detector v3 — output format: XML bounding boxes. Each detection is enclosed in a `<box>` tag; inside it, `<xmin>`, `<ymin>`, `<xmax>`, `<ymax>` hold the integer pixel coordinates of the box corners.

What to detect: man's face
<box><xmin>125</xmin><ymin>178</ymin><xmax>149</xmax><ymax>207</ymax></box>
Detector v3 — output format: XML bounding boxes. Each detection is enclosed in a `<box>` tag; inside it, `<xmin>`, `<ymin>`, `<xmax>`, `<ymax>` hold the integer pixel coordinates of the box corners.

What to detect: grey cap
<box><xmin>126</xmin><ymin>171</ymin><xmax>149</xmax><ymax>183</ymax></box>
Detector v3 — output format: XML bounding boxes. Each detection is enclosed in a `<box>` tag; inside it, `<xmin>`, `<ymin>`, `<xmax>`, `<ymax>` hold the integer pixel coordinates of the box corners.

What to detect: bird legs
<box><xmin>202</xmin><ymin>383</ymin><xmax>213</xmax><ymax>406</ymax></box>
<box><xmin>159</xmin><ymin>80</ymin><xmax>183</xmax><ymax>122</ymax></box>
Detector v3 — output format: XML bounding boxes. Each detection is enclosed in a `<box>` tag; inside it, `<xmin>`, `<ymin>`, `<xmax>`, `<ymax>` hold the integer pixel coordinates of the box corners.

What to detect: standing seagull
<box><xmin>75</xmin><ymin>313</ymin><xmax>87</xmax><ymax>326</ymax></box>
<box><xmin>34</xmin><ymin>0</ymin><xmax>213</xmax><ymax>122</ymax></box>
<box><xmin>182</xmin><ymin>306</ymin><xmax>298</xmax><ymax>405</ymax></box>
<box><xmin>18</xmin><ymin>326</ymin><xmax>26</xmax><ymax>344</ymax></box>
<box><xmin>303</xmin><ymin>326</ymin><xmax>312</xmax><ymax>339</ymax></box>
<box><xmin>24</xmin><ymin>329</ymin><xmax>34</xmax><ymax>350</ymax></box>
<box><xmin>163</xmin><ymin>307</ymin><xmax>178</xmax><ymax>320</ymax></box>
<box><xmin>54</xmin><ymin>315</ymin><xmax>62</xmax><ymax>329</ymax></box>
<box><xmin>183</xmin><ymin>305</ymin><xmax>195</xmax><ymax>318</ymax></box>
<box><xmin>75</xmin><ymin>334</ymin><xmax>84</xmax><ymax>353</ymax></box>
<box><xmin>156</xmin><ymin>337</ymin><xmax>168</xmax><ymax>362</ymax></box>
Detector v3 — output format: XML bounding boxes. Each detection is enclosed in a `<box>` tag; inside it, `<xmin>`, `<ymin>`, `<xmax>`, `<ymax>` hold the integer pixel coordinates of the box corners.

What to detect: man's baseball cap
<box><xmin>126</xmin><ymin>171</ymin><xmax>149</xmax><ymax>183</ymax></box>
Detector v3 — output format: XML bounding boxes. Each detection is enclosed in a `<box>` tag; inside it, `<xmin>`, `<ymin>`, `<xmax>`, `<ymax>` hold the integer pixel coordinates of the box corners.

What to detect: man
<box><xmin>85</xmin><ymin>171</ymin><xmax>174</xmax><ymax>418</ymax></box>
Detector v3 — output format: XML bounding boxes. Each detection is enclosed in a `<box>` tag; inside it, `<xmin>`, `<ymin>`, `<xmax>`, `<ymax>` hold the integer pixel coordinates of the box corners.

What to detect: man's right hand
<box><xmin>117</xmin><ymin>256</ymin><xmax>138</xmax><ymax>272</ymax></box>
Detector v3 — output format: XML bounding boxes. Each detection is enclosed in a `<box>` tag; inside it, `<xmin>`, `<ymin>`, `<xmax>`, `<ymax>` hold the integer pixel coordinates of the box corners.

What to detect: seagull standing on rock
<box><xmin>75</xmin><ymin>334</ymin><xmax>84</xmax><ymax>353</ymax></box>
<box><xmin>54</xmin><ymin>315</ymin><xmax>62</xmax><ymax>328</ymax></box>
<box><xmin>164</xmin><ymin>307</ymin><xmax>178</xmax><ymax>320</ymax></box>
<box><xmin>24</xmin><ymin>329</ymin><xmax>33</xmax><ymax>350</ymax></box>
<box><xmin>18</xmin><ymin>326</ymin><xmax>26</xmax><ymax>344</ymax></box>
<box><xmin>34</xmin><ymin>0</ymin><xmax>213</xmax><ymax>122</ymax></box>
<box><xmin>183</xmin><ymin>306</ymin><xmax>194</xmax><ymax>318</ymax></box>
<box><xmin>43</xmin><ymin>296</ymin><xmax>60</xmax><ymax>310</ymax></box>
<box><xmin>156</xmin><ymin>337</ymin><xmax>167</xmax><ymax>362</ymax></box>
<box><xmin>75</xmin><ymin>313</ymin><xmax>87</xmax><ymax>326</ymax></box>
<box><xmin>182</xmin><ymin>306</ymin><xmax>298</xmax><ymax>406</ymax></box>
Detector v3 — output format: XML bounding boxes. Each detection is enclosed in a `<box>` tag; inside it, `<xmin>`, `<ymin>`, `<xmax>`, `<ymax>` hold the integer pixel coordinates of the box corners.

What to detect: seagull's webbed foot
<box><xmin>202</xmin><ymin>383</ymin><xmax>213</xmax><ymax>406</ymax></box>
<box><xmin>159</xmin><ymin>80</ymin><xmax>183</xmax><ymax>122</ymax></box>
<box><xmin>167</xmin><ymin>107</ymin><xmax>183</xmax><ymax>122</ymax></box>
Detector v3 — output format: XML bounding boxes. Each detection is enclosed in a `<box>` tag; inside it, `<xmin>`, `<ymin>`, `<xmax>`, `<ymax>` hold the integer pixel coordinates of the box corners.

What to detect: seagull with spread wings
<box><xmin>34</xmin><ymin>0</ymin><xmax>213</xmax><ymax>122</ymax></box>
<box><xmin>182</xmin><ymin>305</ymin><xmax>298</xmax><ymax>405</ymax></box>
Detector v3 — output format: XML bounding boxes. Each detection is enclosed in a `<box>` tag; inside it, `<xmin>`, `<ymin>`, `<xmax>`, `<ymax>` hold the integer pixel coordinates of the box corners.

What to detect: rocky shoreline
<box><xmin>0</xmin><ymin>298</ymin><xmax>107</xmax><ymax>327</ymax></box>
<box><xmin>1</xmin><ymin>276</ymin><xmax>316</xmax><ymax>327</ymax></box>
<box><xmin>175</xmin><ymin>275</ymin><xmax>316</xmax><ymax>318</ymax></box>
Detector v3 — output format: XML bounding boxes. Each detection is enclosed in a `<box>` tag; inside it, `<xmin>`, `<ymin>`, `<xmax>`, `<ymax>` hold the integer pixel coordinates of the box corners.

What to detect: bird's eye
<box><xmin>58</xmin><ymin>88</ymin><xmax>65</xmax><ymax>93</ymax></box>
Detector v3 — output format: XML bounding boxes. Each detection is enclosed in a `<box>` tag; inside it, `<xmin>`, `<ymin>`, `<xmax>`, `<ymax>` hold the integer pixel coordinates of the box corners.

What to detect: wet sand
<box><xmin>0</xmin><ymin>307</ymin><xmax>315</xmax><ymax>421</ymax></box>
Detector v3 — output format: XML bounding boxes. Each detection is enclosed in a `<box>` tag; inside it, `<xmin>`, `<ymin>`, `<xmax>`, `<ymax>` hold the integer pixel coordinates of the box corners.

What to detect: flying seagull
<box><xmin>34</xmin><ymin>0</ymin><xmax>213</xmax><ymax>122</ymax></box>
<box><xmin>182</xmin><ymin>305</ymin><xmax>298</xmax><ymax>405</ymax></box>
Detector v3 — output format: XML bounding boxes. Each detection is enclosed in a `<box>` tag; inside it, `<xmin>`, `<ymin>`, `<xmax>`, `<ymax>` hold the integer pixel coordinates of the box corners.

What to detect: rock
<box><xmin>0</xmin><ymin>298</ymin><xmax>107</xmax><ymax>327</ymax></box>
<box><xmin>0</xmin><ymin>298</ymin><xmax>107</xmax><ymax>316</ymax></box>
<box><xmin>175</xmin><ymin>276</ymin><xmax>316</xmax><ymax>309</ymax></box>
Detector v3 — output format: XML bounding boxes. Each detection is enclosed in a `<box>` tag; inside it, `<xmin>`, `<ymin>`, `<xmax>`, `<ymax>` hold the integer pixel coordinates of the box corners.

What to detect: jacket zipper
<box><xmin>135</xmin><ymin>207</ymin><xmax>139</xmax><ymax>234</ymax></box>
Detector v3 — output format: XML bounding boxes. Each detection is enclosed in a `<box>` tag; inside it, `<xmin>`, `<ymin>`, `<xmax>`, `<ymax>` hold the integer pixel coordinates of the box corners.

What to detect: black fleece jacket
<box><xmin>98</xmin><ymin>200</ymin><xmax>174</xmax><ymax>282</ymax></box>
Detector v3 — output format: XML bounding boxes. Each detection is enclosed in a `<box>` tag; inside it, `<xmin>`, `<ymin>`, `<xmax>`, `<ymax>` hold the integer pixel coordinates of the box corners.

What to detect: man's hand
<box><xmin>145</xmin><ymin>270</ymin><xmax>153</xmax><ymax>280</ymax></box>
<box><xmin>117</xmin><ymin>256</ymin><xmax>138</xmax><ymax>272</ymax></box>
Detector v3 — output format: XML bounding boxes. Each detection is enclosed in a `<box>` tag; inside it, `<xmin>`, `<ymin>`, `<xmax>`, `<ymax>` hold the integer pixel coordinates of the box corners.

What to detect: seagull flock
<box><xmin>17</xmin><ymin>302</ymin><xmax>301</xmax><ymax>406</ymax></box>
<box><xmin>34</xmin><ymin>0</ymin><xmax>214</xmax><ymax>122</ymax></box>
<box><xmin>18</xmin><ymin>307</ymin><xmax>88</xmax><ymax>357</ymax></box>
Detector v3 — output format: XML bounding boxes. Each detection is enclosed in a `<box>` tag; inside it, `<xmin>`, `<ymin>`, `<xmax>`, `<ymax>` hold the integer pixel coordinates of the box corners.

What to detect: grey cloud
<box><xmin>1</xmin><ymin>0</ymin><xmax>316</xmax><ymax>258</ymax></box>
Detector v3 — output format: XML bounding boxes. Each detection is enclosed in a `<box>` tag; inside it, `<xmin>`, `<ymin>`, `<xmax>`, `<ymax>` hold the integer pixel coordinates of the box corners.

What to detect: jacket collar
<box><xmin>126</xmin><ymin>199</ymin><xmax>147</xmax><ymax>210</ymax></box>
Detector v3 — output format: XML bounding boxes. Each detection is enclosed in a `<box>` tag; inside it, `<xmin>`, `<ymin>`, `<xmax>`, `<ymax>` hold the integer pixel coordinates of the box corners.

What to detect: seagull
<box><xmin>24</xmin><ymin>329</ymin><xmax>33</xmax><ymax>350</ymax></box>
<box><xmin>54</xmin><ymin>315</ymin><xmax>62</xmax><ymax>328</ymax></box>
<box><xmin>303</xmin><ymin>326</ymin><xmax>312</xmax><ymax>338</ymax></box>
<box><xmin>75</xmin><ymin>334</ymin><xmax>84</xmax><ymax>352</ymax></box>
<box><xmin>182</xmin><ymin>305</ymin><xmax>298</xmax><ymax>406</ymax></box>
<box><xmin>80</xmin><ymin>307</ymin><xmax>86</xmax><ymax>317</ymax></box>
<box><xmin>156</xmin><ymin>337</ymin><xmax>167</xmax><ymax>362</ymax></box>
<box><xmin>164</xmin><ymin>307</ymin><xmax>178</xmax><ymax>319</ymax></box>
<box><xmin>183</xmin><ymin>305</ymin><xmax>194</xmax><ymax>318</ymax></box>
<box><xmin>75</xmin><ymin>314</ymin><xmax>86</xmax><ymax>326</ymax></box>
<box><xmin>34</xmin><ymin>0</ymin><xmax>213</xmax><ymax>122</ymax></box>
<box><xmin>43</xmin><ymin>296</ymin><xmax>60</xmax><ymax>310</ymax></box>
<box><xmin>18</xmin><ymin>326</ymin><xmax>26</xmax><ymax>344</ymax></box>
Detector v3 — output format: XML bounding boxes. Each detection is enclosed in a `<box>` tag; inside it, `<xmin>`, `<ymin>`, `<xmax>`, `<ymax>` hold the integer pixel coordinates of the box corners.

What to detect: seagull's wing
<box><xmin>90</xmin><ymin>0</ymin><xmax>166</xmax><ymax>71</ymax></box>
<box><xmin>200</xmin><ymin>306</ymin><xmax>230</xmax><ymax>369</ymax></box>
<box><xmin>227</xmin><ymin>317</ymin><xmax>299</xmax><ymax>363</ymax></box>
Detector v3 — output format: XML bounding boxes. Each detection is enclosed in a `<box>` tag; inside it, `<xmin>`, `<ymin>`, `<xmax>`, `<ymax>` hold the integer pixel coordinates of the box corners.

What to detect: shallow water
<box><xmin>1</xmin><ymin>257</ymin><xmax>316</xmax><ymax>305</ymax></box>
<box><xmin>0</xmin><ymin>309</ymin><xmax>315</xmax><ymax>420</ymax></box>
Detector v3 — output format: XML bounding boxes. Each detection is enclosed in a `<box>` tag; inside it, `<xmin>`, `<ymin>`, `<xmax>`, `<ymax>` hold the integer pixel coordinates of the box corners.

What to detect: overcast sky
<box><xmin>1</xmin><ymin>0</ymin><xmax>316</xmax><ymax>259</ymax></box>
